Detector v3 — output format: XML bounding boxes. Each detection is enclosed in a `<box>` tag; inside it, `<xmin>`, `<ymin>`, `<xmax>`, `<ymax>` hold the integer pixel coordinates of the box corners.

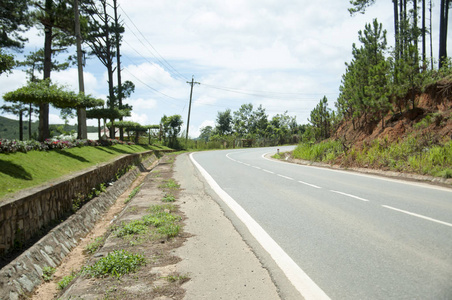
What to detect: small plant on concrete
<box><xmin>159</xmin><ymin>179</ymin><xmax>180</xmax><ymax>190</ymax></box>
<box><xmin>57</xmin><ymin>272</ymin><xmax>76</xmax><ymax>289</ymax></box>
<box><xmin>125</xmin><ymin>184</ymin><xmax>143</xmax><ymax>204</ymax></box>
<box><xmin>162</xmin><ymin>193</ymin><xmax>176</xmax><ymax>202</ymax></box>
<box><xmin>163</xmin><ymin>273</ymin><xmax>190</xmax><ymax>283</ymax></box>
<box><xmin>85</xmin><ymin>236</ymin><xmax>105</xmax><ymax>254</ymax></box>
<box><xmin>115</xmin><ymin>220</ymin><xmax>149</xmax><ymax>237</ymax></box>
<box><xmin>42</xmin><ymin>266</ymin><xmax>56</xmax><ymax>282</ymax></box>
<box><xmin>82</xmin><ymin>250</ymin><xmax>146</xmax><ymax>278</ymax></box>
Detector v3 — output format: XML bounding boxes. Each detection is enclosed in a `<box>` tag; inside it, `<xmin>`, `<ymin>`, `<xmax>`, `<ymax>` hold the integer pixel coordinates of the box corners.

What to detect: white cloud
<box><xmin>191</xmin><ymin>119</ymin><xmax>215</xmax><ymax>139</ymax></box>
<box><xmin>124</xmin><ymin>111</ymin><xmax>148</xmax><ymax>125</ymax></box>
<box><xmin>0</xmin><ymin>70</ymin><xmax>28</xmax><ymax>97</ymax></box>
<box><xmin>52</xmin><ymin>68</ymin><xmax>99</xmax><ymax>95</ymax></box>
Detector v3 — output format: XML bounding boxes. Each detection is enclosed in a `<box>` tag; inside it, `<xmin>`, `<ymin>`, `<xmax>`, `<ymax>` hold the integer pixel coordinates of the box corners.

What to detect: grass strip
<box><xmin>0</xmin><ymin>144</ymin><xmax>160</xmax><ymax>199</ymax></box>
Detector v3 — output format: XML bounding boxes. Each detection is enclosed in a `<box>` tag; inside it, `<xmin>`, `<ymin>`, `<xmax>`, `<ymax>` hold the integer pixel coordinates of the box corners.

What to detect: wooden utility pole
<box><xmin>185</xmin><ymin>76</ymin><xmax>200</xmax><ymax>143</ymax></box>
<box><xmin>74</xmin><ymin>0</ymin><xmax>87</xmax><ymax>139</ymax></box>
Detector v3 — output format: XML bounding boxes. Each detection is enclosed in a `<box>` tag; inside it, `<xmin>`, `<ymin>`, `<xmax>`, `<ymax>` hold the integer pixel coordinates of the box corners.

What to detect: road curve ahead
<box><xmin>190</xmin><ymin>146</ymin><xmax>452</xmax><ymax>300</ymax></box>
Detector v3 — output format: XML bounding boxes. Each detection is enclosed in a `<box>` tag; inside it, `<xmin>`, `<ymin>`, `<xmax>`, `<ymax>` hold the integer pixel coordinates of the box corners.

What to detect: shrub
<box><xmin>0</xmin><ymin>138</ymin><xmax>104</xmax><ymax>153</ymax></box>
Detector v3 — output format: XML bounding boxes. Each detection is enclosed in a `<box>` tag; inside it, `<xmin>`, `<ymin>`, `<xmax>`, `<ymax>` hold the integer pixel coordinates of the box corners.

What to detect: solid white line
<box><xmin>382</xmin><ymin>205</ymin><xmax>452</xmax><ymax>227</ymax></box>
<box><xmin>278</xmin><ymin>174</ymin><xmax>294</xmax><ymax>180</ymax></box>
<box><xmin>190</xmin><ymin>153</ymin><xmax>330</xmax><ymax>300</ymax></box>
<box><xmin>298</xmin><ymin>181</ymin><xmax>322</xmax><ymax>189</ymax></box>
<box><xmin>263</xmin><ymin>169</ymin><xmax>275</xmax><ymax>174</ymax></box>
<box><xmin>330</xmin><ymin>190</ymin><xmax>369</xmax><ymax>202</ymax></box>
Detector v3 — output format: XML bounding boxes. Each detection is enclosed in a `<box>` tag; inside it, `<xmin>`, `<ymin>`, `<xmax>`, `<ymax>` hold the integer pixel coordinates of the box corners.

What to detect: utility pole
<box><xmin>186</xmin><ymin>75</ymin><xmax>200</xmax><ymax>143</ymax></box>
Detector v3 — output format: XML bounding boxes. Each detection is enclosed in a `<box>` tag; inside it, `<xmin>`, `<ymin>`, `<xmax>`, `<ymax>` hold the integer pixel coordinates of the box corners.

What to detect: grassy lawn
<box><xmin>0</xmin><ymin>144</ymin><xmax>170</xmax><ymax>200</ymax></box>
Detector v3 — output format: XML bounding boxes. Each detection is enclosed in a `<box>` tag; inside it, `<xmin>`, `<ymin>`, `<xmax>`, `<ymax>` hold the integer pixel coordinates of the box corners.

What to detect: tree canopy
<box><xmin>3</xmin><ymin>79</ymin><xmax>104</xmax><ymax>109</ymax></box>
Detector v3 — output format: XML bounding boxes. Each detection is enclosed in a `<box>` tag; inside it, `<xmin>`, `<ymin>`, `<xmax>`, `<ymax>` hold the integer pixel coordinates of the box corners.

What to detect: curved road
<box><xmin>190</xmin><ymin>146</ymin><xmax>452</xmax><ymax>299</ymax></box>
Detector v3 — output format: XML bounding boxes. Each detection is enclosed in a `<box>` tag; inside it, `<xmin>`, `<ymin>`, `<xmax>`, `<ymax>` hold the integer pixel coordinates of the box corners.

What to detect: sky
<box><xmin>0</xmin><ymin>0</ymin><xmax>451</xmax><ymax>138</ymax></box>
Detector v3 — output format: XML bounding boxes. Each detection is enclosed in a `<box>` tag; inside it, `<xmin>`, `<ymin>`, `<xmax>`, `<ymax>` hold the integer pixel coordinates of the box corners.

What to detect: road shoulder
<box><xmin>174</xmin><ymin>152</ymin><xmax>281</xmax><ymax>299</ymax></box>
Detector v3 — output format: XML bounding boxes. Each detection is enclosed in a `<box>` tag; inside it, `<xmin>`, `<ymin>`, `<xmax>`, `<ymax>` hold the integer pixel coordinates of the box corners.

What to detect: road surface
<box><xmin>190</xmin><ymin>146</ymin><xmax>452</xmax><ymax>299</ymax></box>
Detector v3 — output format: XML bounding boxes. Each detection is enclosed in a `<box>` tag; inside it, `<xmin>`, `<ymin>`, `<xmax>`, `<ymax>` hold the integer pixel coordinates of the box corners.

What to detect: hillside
<box><xmin>291</xmin><ymin>78</ymin><xmax>452</xmax><ymax>180</ymax></box>
<box><xmin>0</xmin><ymin>116</ymin><xmax>98</xmax><ymax>140</ymax></box>
<box><xmin>334</xmin><ymin>80</ymin><xmax>452</xmax><ymax>148</ymax></box>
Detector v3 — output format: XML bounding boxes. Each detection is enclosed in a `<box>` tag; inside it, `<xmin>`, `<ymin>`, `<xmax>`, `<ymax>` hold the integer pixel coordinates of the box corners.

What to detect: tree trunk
<box><xmin>430</xmin><ymin>0</ymin><xmax>434</xmax><ymax>69</ymax></box>
<box><xmin>19</xmin><ymin>111</ymin><xmax>23</xmax><ymax>141</ymax></box>
<box><xmin>393</xmin><ymin>0</ymin><xmax>399</xmax><ymax>60</ymax></box>
<box><xmin>98</xmin><ymin>118</ymin><xmax>101</xmax><ymax>140</ymax></box>
<box><xmin>28</xmin><ymin>103</ymin><xmax>32</xmax><ymax>139</ymax></box>
<box><xmin>40</xmin><ymin>20</ymin><xmax>52</xmax><ymax>142</ymax></box>
<box><xmin>439</xmin><ymin>0</ymin><xmax>449</xmax><ymax>68</ymax></box>
<box><xmin>413</xmin><ymin>0</ymin><xmax>419</xmax><ymax>70</ymax></box>
<box><xmin>422</xmin><ymin>0</ymin><xmax>426</xmax><ymax>64</ymax></box>
<box><xmin>103</xmin><ymin>1</ymin><xmax>115</xmax><ymax>140</ymax></box>
<box><xmin>74</xmin><ymin>0</ymin><xmax>87</xmax><ymax>140</ymax></box>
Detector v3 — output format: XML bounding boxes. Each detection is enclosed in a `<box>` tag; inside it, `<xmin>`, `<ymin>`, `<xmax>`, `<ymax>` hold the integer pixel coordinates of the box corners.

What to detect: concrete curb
<box><xmin>0</xmin><ymin>154</ymin><xmax>159</xmax><ymax>300</ymax></box>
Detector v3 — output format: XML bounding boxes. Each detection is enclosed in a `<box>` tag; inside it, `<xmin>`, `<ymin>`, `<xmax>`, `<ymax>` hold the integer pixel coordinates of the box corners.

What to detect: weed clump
<box><xmin>82</xmin><ymin>250</ymin><xmax>146</xmax><ymax>278</ymax></box>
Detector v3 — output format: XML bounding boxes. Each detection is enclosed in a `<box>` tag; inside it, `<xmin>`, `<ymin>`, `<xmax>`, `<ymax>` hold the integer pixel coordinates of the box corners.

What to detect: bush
<box><xmin>0</xmin><ymin>137</ymin><xmax>137</xmax><ymax>154</ymax></box>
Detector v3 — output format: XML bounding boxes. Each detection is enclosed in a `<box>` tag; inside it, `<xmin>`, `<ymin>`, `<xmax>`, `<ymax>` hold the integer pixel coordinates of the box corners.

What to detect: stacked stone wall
<box><xmin>0</xmin><ymin>151</ymin><xmax>160</xmax><ymax>299</ymax></box>
<box><xmin>0</xmin><ymin>151</ymin><xmax>156</xmax><ymax>257</ymax></box>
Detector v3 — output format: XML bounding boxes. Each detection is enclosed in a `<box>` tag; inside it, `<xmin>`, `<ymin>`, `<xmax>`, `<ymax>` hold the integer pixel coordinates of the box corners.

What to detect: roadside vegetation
<box><xmin>292</xmin><ymin>136</ymin><xmax>452</xmax><ymax>179</ymax></box>
<box><xmin>287</xmin><ymin>3</ymin><xmax>452</xmax><ymax>180</ymax></box>
<box><xmin>114</xmin><ymin>204</ymin><xmax>181</xmax><ymax>243</ymax></box>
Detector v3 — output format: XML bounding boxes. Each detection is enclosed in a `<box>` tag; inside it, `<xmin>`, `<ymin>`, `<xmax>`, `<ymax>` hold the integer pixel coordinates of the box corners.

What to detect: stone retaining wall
<box><xmin>0</xmin><ymin>151</ymin><xmax>157</xmax><ymax>257</ymax></box>
<box><xmin>0</xmin><ymin>151</ymin><xmax>160</xmax><ymax>300</ymax></box>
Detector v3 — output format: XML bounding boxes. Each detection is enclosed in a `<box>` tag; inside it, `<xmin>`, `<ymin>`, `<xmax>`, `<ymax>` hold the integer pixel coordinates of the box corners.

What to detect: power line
<box><xmin>122</xmin><ymin>67</ymin><xmax>183</xmax><ymax>103</ymax></box>
<box><xmin>201</xmin><ymin>83</ymin><xmax>337</xmax><ymax>101</ymax></box>
<box><xmin>120</xmin><ymin>6</ymin><xmax>188</xmax><ymax>82</ymax></box>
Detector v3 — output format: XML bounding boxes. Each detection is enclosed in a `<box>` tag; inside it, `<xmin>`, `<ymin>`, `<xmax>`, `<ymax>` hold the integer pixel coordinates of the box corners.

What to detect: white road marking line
<box><xmin>298</xmin><ymin>181</ymin><xmax>322</xmax><ymax>189</ymax></box>
<box><xmin>262</xmin><ymin>152</ymin><xmax>452</xmax><ymax>194</ymax></box>
<box><xmin>382</xmin><ymin>205</ymin><xmax>452</xmax><ymax>227</ymax></box>
<box><xmin>330</xmin><ymin>190</ymin><xmax>370</xmax><ymax>202</ymax></box>
<box><xmin>243</xmin><ymin>163</ymin><xmax>251</xmax><ymax>166</ymax></box>
<box><xmin>278</xmin><ymin>174</ymin><xmax>294</xmax><ymax>180</ymax></box>
<box><xmin>263</xmin><ymin>169</ymin><xmax>275</xmax><ymax>174</ymax></box>
<box><xmin>190</xmin><ymin>153</ymin><xmax>330</xmax><ymax>300</ymax></box>
<box><xmin>253</xmin><ymin>166</ymin><xmax>262</xmax><ymax>170</ymax></box>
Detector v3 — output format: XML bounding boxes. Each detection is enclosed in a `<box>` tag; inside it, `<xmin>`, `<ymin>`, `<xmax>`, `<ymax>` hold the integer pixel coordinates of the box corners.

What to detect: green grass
<box><xmin>124</xmin><ymin>184</ymin><xmax>143</xmax><ymax>204</ymax></box>
<box><xmin>85</xmin><ymin>236</ymin><xmax>105</xmax><ymax>254</ymax></box>
<box><xmin>0</xmin><ymin>144</ymin><xmax>160</xmax><ymax>199</ymax></box>
<box><xmin>163</xmin><ymin>273</ymin><xmax>190</xmax><ymax>283</ymax></box>
<box><xmin>114</xmin><ymin>204</ymin><xmax>181</xmax><ymax>242</ymax></box>
<box><xmin>82</xmin><ymin>250</ymin><xmax>146</xmax><ymax>278</ymax></box>
<box><xmin>57</xmin><ymin>273</ymin><xmax>76</xmax><ymax>290</ymax></box>
<box><xmin>42</xmin><ymin>266</ymin><xmax>56</xmax><ymax>282</ymax></box>
<box><xmin>159</xmin><ymin>179</ymin><xmax>180</xmax><ymax>190</ymax></box>
<box><xmin>162</xmin><ymin>193</ymin><xmax>176</xmax><ymax>202</ymax></box>
<box><xmin>293</xmin><ymin>137</ymin><xmax>452</xmax><ymax>179</ymax></box>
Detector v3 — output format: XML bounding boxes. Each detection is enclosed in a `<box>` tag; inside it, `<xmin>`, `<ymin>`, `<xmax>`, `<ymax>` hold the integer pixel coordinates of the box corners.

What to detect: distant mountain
<box><xmin>0</xmin><ymin>116</ymin><xmax>98</xmax><ymax>140</ymax></box>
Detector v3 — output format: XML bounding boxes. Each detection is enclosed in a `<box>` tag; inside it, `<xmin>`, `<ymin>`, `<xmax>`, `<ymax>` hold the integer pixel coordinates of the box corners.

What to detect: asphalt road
<box><xmin>190</xmin><ymin>146</ymin><xmax>452</xmax><ymax>300</ymax></box>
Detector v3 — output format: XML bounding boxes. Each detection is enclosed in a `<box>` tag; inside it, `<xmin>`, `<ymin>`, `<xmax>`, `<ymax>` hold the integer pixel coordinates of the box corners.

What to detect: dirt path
<box><xmin>31</xmin><ymin>160</ymin><xmax>158</xmax><ymax>299</ymax></box>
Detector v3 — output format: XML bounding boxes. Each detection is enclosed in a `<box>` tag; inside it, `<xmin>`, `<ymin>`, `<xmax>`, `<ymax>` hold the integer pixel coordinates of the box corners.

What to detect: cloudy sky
<box><xmin>0</xmin><ymin>0</ymin><xmax>450</xmax><ymax>138</ymax></box>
